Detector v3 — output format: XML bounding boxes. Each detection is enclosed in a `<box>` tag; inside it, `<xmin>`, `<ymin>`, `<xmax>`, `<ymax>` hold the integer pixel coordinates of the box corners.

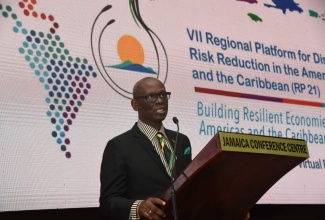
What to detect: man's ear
<box><xmin>131</xmin><ymin>99</ymin><xmax>138</xmax><ymax>111</ymax></box>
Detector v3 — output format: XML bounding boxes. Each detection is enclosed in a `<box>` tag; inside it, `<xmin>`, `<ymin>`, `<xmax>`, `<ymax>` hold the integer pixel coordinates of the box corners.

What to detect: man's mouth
<box><xmin>155</xmin><ymin>108</ymin><xmax>166</xmax><ymax>114</ymax></box>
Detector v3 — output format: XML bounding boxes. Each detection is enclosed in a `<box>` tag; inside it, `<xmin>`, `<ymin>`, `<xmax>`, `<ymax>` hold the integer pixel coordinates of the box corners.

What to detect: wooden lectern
<box><xmin>160</xmin><ymin>132</ymin><xmax>309</xmax><ymax>220</ymax></box>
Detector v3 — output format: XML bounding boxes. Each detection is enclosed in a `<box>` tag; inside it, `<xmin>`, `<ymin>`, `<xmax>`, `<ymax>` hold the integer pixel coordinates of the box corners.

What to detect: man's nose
<box><xmin>155</xmin><ymin>96</ymin><xmax>164</xmax><ymax>103</ymax></box>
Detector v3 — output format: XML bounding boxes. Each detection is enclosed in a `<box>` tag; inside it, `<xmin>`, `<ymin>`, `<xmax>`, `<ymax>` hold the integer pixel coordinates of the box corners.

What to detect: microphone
<box><xmin>170</xmin><ymin>117</ymin><xmax>179</xmax><ymax>220</ymax></box>
<box><xmin>171</xmin><ymin>117</ymin><xmax>179</xmax><ymax>174</ymax></box>
<box><xmin>172</xmin><ymin>116</ymin><xmax>179</xmax><ymax>124</ymax></box>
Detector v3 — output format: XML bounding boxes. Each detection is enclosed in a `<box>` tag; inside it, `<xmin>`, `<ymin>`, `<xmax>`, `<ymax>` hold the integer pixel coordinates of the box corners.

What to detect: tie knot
<box><xmin>156</xmin><ymin>132</ymin><xmax>165</xmax><ymax>151</ymax></box>
<box><xmin>156</xmin><ymin>132</ymin><xmax>163</xmax><ymax>139</ymax></box>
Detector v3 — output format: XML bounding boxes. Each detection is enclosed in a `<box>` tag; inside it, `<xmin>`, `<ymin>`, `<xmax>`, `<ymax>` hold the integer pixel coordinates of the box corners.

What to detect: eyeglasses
<box><xmin>133</xmin><ymin>92</ymin><xmax>171</xmax><ymax>103</ymax></box>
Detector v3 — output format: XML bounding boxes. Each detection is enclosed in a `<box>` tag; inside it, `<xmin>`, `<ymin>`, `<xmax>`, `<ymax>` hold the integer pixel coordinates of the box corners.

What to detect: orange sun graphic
<box><xmin>117</xmin><ymin>35</ymin><xmax>145</xmax><ymax>65</ymax></box>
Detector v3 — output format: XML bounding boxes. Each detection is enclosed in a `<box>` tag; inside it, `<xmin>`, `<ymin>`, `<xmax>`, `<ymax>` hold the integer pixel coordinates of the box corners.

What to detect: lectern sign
<box><xmin>219</xmin><ymin>132</ymin><xmax>309</xmax><ymax>158</ymax></box>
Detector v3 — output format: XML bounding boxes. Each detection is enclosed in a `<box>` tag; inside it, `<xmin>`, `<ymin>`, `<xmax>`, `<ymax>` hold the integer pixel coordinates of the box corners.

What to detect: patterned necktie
<box><xmin>156</xmin><ymin>132</ymin><xmax>172</xmax><ymax>169</ymax></box>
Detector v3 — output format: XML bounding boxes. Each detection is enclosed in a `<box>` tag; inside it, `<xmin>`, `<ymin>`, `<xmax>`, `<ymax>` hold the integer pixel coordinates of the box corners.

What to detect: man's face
<box><xmin>132</xmin><ymin>78</ymin><xmax>168</xmax><ymax>130</ymax></box>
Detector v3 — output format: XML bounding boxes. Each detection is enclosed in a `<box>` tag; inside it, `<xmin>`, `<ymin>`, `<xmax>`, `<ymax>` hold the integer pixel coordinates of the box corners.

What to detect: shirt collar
<box><xmin>137</xmin><ymin>120</ymin><xmax>167</xmax><ymax>140</ymax></box>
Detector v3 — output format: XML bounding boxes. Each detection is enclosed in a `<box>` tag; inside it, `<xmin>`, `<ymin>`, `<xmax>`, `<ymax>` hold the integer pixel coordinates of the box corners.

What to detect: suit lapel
<box><xmin>165</xmin><ymin>129</ymin><xmax>177</xmax><ymax>150</ymax></box>
<box><xmin>131</xmin><ymin>124</ymin><xmax>170</xmax><ymax>178</ymax></box>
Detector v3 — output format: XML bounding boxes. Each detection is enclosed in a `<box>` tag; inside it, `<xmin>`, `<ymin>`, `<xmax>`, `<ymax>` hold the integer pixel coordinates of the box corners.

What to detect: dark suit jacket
<box><xmin>100</xmin><ymin>123</ymin><xmax>192</xmax><ymax>220</ymax></box>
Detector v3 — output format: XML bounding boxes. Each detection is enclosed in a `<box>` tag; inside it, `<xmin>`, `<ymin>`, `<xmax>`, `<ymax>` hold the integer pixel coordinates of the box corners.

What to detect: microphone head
<box><xmin>172</xmin><ymin>117</ymin><xmax>179</xmax><ymax>124</ymax></box>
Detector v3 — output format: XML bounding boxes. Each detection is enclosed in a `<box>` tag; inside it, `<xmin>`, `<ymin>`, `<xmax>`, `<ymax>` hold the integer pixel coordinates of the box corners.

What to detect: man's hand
<box><xmin>138</xmin><ymin>197</ymin><xmax>166</xmax><ymax>220</ymax></box>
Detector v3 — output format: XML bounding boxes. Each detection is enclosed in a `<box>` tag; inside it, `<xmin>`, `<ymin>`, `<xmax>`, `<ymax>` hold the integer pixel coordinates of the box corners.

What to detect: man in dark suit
<box><xmin>100</xmin><ymin>77</ymin><xmax>192</xmax><ymax>220</ymax></box>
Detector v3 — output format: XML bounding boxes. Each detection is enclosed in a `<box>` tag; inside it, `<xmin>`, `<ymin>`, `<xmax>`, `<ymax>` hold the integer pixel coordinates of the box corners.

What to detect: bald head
<box><xmin>133</xmin><ymin>77</ymin><xmax>164</xmax><ymax>98</ymax></box>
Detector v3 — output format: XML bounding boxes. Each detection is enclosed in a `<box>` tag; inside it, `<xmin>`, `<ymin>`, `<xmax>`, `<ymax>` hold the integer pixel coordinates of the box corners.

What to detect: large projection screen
<box><xmin>1</xmin><ymin>0</ymin><xmax>324</xmax><ymax>212</ymax></box>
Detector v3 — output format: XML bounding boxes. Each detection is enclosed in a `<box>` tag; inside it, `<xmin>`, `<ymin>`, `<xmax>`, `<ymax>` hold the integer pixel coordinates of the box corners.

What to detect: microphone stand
<box><xmin>170</xmin><ymin>117</ymin><xmax>180</xmax><ymax>220</ymax></box>
<box><xmin>170</xmin><ymin>177</ymin><xmax>178</xmax><ymax>220</ymax></box>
